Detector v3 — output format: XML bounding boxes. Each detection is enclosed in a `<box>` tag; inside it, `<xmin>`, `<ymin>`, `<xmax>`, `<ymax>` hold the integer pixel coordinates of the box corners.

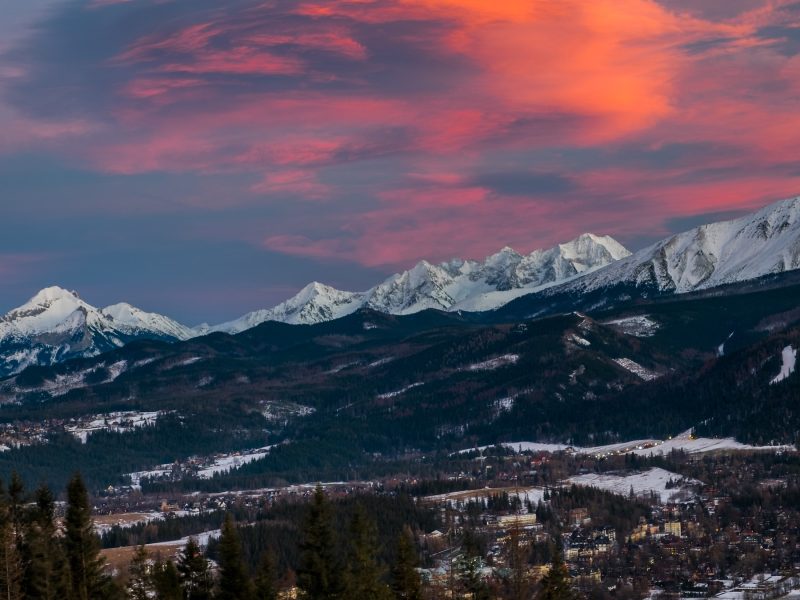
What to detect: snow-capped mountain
<box><xmin>212</xmin><ymin>233</ymin><xmax>630</xmax><ymax>331</ymax></box>
<box><xmin>5</xmin><ymin>196</ymin><xmax>800</xmax><ymax>376</ymax></box>
<box><xmin>211</xmin><ymin>282</ymin><xmax>366</xmax><ymax>333</ymax></box>
<box><xmin>0</xmin><ymin>287</ymin><xmax>194</xmax><ymax>377</ymax></box>
<box><xmin>561</xmin><ymin>196</ymin><xmax>800</xmax><ymax>296</ymax></box>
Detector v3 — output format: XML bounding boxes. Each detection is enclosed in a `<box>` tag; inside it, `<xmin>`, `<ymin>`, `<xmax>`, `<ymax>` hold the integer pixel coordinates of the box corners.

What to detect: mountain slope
<box><xmin>569</xmin><ymin>196</ymin><xmax>800</xmax><ymax>295</ymax></box>
<box><xmin>0</xmin><ymin>287</ymin><xmax>194</xmax><ymax>377</ymax></box>
<box><xmin>212</xmin><ymin>233</ymin><xmax>629</xmax><ymax>331</ymax></box>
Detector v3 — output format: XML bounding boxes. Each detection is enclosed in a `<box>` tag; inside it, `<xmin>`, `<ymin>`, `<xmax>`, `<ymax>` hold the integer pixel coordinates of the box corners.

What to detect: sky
<box><xmin>2</xmin><ymin>0</ymin><xmax>800</xmax><ymax>324</ymax></box>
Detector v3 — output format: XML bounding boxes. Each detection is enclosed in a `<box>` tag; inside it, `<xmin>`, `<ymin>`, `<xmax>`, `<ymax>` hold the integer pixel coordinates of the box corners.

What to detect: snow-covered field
<box><xmin>612</xmin><ymin>358</ymin><xmax>660</xmax><ymax>381</ymax></box>
<box><xmin>66</xmin><ymin>410</ymin><xmax>163</xmax><ymax>443</ymax></box>
<box><xmin>602</xmin><ymin>315</ymin><xmax>660</xmax><ymax>337</ymax></box>
<box><xmin>425</xmin><ymin>486</ymin><xmax>546</xmax><ymax>508</ymax></box>
<box><xmin>568</xmin><ymin>467</ymin><xmax>699</xmax><ymax>503</ymax></box>
<box><xmin>128</xmin><ymin>446</ymin><xmax>276</xmax><ymax>487</ymax></box>
<box><xmin>459</xmin><ymin>430</ymin><xmax>793</xmax><ymax>458</ymax></box>
<box><xmin>21</xmin><ymin>359</ymin><xmax>129</xmax><ymax>397</ymax></box>
<box><xmin>150</xmin><ymin>529</ymin><xmax>221</xmax><ymax>549</ymax></box>
<box><xmin>771</xmin><ymin>345</ymin><xmax>797</xmax><ymax>384</ymax></box>
<box><xmin>195</xmin><ymin>446</ymin><xmax>275</xmax><ymax>479</ymax></box>
<box><xmin>93</xmin><ymin>510</ymin><xmax>197</xmax><ymax>535</ymax></box>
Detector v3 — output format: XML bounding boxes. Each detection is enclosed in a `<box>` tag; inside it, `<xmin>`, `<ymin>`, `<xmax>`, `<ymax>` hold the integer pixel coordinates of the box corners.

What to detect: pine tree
<box><xmin>391</xmin><ymin>528</ymin><xmax>422</xmax><ymax>600</ymax></box>
<box><xmin>298</xmin><ymin>485</ymin><xmax>341</xmax><ymax>600</ymax></box>
<box><xmin>507</xmin><ymin>523</ymin><xmax>530</xmax><ymax>600</ymax></box>
<box><xmin>152</xmin><ymin>559</ymin><xmax>182</xmax><ymax>600</ymax></box>
<box><xmin>342</xmin><ymin>506</ymin><xmax>392</xmax><ymax>600</ymax></box>
<box><xmin>64</xmin><ymin>473</ymin><xmax>112</xmax><ymax>600</ymax></box>
<box><xmin>536</xmin><ymin>544</ymin><xmax>574</xmax><ymax>600</ymax></box>
<box><xmin>22</xmin><ymin>485</ymin><xmax>69</xmax><ymax>600</ymax></box>
<box><xmin>126</xmin><ymin>545</ymin><xmax>153</xmax><ymax>600</ymax></box>
<box><xmin>457</xmin><ymin>528</ymin><xmax>489</xmax><ymax>600</ymax></box>
<box><xmin>217</xmin><ymin>514</ymin><xmax>254</xmax><ymax>600</ymax></box>
<box><xmin>254</xmin><ymin>552</ymin><xmax>278</xmax><ymax>600</ymax></box>
<box><xmin>0</xmin><ymin>479</ymin><xmax>23</xmax><ymax>600</ymax></box>
<box><xmin>177</xmin><ymin>538</ymin><xmax>213</xmax><ymax>600</ymax></box>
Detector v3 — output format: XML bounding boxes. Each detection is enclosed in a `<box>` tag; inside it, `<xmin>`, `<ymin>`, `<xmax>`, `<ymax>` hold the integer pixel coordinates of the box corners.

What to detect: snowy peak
<box><xmin>212</xmin><ymin>233</ymin><xmax>631</xmax><ymax>330</ymax></box>
<box><xmin>210</xmin><ymin>282</ymin><xmax>365</xmax><ymax>332</ymax></box>
<box><xmin>571</xmin><ymin>196</ymin><xmax>800</xmax><ymax>295</ymax></box>
<box><xmin>0</xmin><ymin>287</ymin><xmax>195</xmax><ymax>377</ymax></box>
<box><xmin>101</xmin><ymin>303</ymin><xmax>195</xmax><ymax>341</ymax></box>
<box><xmin>1</xmin><ymin>286</ymin><xmax>96</xmax><ymax>337</ymax></box>
<box><xmin>559</xmin><ymin>234</ymin><xmax>631</xmax><ymax>267</ymax></box>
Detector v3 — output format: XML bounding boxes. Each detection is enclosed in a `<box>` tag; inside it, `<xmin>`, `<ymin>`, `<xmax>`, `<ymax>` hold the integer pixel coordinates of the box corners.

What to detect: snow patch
<box><xmin>612</xmin><ymin>358</ymin><xmax>660</xmax><ymax>381</ymax></box>
<box><xmin>568</xmin><ymin>467</ymin><xmax>698</xmax><ymax>503</ymax></box>
<box><xmin>66</xmin><ymin>410</ymin><xmax>163</xmax><ymax>443</ymax></box>
<box><xmin>466</xmin><ymin>354</ymin><xmax>520</xmax><ymax>371</ymax></box>
<box><xmin>602</xmin><ymin>315</ymin><xmax>660</xmax><ymax>337</ymax></box>
<box><xmin>377</xmin><ymin>382</ymin><xmax>424</xmax><ymax>399</ymax></box>
<box><xmin>770</xmin><ymin>345</ymin><xmax>797</xmax><ymax>384</ymax></box>
<box><xmin>569</xmin><ymin>334</ymin><xmax>591</xmax><ymax>347</ymax></box>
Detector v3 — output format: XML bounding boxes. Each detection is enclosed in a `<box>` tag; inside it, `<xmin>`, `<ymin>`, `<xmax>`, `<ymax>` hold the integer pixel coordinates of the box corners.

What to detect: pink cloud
<box><xmin>7</xmin><ymin>0</ymin><xmax>800</xmax><ymax>270</ymax></box>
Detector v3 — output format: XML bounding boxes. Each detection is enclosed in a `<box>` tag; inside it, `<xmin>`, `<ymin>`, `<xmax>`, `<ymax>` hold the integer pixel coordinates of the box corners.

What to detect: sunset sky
<box><xmin>2</xmin><ymin>0</ymin><xmax>800</xmax><ymax>323</ymax></box>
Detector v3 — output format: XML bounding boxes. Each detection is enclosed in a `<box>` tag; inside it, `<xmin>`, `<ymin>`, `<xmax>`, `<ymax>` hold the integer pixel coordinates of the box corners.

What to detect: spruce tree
<box><xmin>297</xmin><ymin>485</ymin><xmax>341</xmax><ymax>600</ymax></box>
<box><xmin>64</xmin><ymin>473</ymin><xmax>112</xmax><ymax>600</ymax></box>
<box><xmin>217</xmin><ymin>514</ymin><xmax>254</xmax><ymax>600</ymax></box>
<box><xmin>0</xmin><ymin>479</ymin><xmax>22</xmax><ymax>600</ymax></box>
<box><xmin>457</xmin><ymin>528</ymin><xmax>489</xmax><ymax>600</ymax></box>
<box><xmin>536</xmin><ymin>544</ymin><xmax>574</xmax><ymax>600</ymax></box>
<box><xmin>391</xmin><ymin>528</ymin><xmax>422</xmax><ymax>600</ymax></box>
<box><xmin>342</xmin><ymin>506</ymin><xmax>392</xmax><ymax>600</ymax></box>
<box><xmin>254</xmin><ymin>552</ymin><xmax>278</xmax><ymax>600</ymax></box>
<box><xmin>177</xmin><ymin>537</ymin><xmax>213</xmax><ymax>600</ymax></box>
<box><xmin>22</xmin><ymin>485</ymin><xmax>69</xmax><ymax>600</ymax></box>
<box><xmin>152</xmin><ymin>559</ymin><xmax>182</xmax><ymax>600</ymax></box>
<box><xmin>507</xmin><ymin>523</ymin><xmax>530</xmax><ymax>600</ymax></box>
<box><xmin>126</xmin><ymin>545</ymin><xmax>153</xmax><ymax>600</ymax></box>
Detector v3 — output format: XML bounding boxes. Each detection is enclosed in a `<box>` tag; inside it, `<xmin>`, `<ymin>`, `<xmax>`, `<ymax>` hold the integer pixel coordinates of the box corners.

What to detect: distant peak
<box><xmin>27</xmin><ymin>286</ymin><xmax>80</xmax><ymax>305</ymax></box>
<box><xmin>300</xmin><ymin>281</ymin><xmax>338</xmax><ymax>295</ymax></box>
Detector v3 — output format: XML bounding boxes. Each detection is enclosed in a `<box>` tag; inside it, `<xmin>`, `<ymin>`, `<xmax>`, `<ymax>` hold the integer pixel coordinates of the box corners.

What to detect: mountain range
<box><xmin>1</xmin><ymin>195</ymin><xmax>799</xmax><ymax>377</ymax></box>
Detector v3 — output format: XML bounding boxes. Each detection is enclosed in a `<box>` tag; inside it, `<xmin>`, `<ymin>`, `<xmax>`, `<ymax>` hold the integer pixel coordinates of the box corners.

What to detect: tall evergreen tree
<box><xmin>253</xmin><ymin>552</ymin><xmax>278</xmax><ymax>600</ymax></box>
<box><xmin>0</xmin><ymin>479</ymin><xmax>22</xmax><ymax>600</ymax></box>
<box><xmin>177</xmin><ymin>538</ymin><xmax>213</xmax><ymax>600</ymax></box>
<box><xmin>297</xmin><ymin>485</ymin><xmax>341</xmax><ymax>600</ymax></box>
<box><xmin>64</xmin><ymin>473</ymin><xmax>112</xmax><ymax>600</ymax></box>
<box><xmin>22</xmin><ymin>485</ymin><xmax>69</xmax><ymax>600</ymax></box>
<box><xmin>507</xmin><ymin>523</ymin><xmax>531</xmax><ymax>600</ymax></box>
<box><xmin>126</xmin><ymin>545</ymin><xmax>154</xmax><ymax>600</ymax></box>
<box><xmin>391</xmin><ymin>528</ymin><xmax>422</xmax><ymax>600</ymax></box>
<box><xmin>536</xmin><ymin>544</ymin><xmax>574</xmax><ymax>600</ymax></box>
<box><xmin>342</xmin><ymin>506</ymin><xmax>392</xmax><ymax>600</ymax></box>
<box><xmin>217</xmin><ymin>514</ymin><xmax>254</xmax><ymax>600</ymax></box>
<box><xmin>152</xmin><ymin>559</ymin><xmax>182</xmax><ymax>600</ymax></box>
<box><xmin>457</xmin><ymin>528</ymin><xmax>489</xmax><ymax>600</ymax></box>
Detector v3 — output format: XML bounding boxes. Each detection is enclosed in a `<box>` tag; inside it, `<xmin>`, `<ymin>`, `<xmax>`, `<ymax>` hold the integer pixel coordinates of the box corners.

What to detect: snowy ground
<box><xmin>377</xmin><ymin>382</ymin><xmax>424</xmax><ymax>399</ymax></box>
<box><xmin>770</xmin><ymin>345</ymin><xmax>797</xmax><ymax>384</ymax></box>
<box><xmin>93</xmin><ymin>510</ymin><xmax>197</xmax><ymax>535</ymax></box>
<box><xmin>149</xmin><ymin>529</ymin><xmax>221</xmax><ymax>549</ymax></box>
<box><xmin>602</xmin><ymin>315</ymin><xmax>660</xmax><ymax>337</ymax></box>
<box><xmin>568</xmin><ymin>467</ymin><xmax>699</xmax><ymax>503</ymax></box>
<box><xmin>128</xmin><ymin>445</ymin><xmax>276</xmax><ymax>487</ymax></box>
<box><xmin>425</xmin><ymin>486</ymin><xmax>546</xmax><ymax>508</ymax></box>
<box><xmin>66</xmin><ymin>410</ymin><xmax>163</xmax><ymax>443</ymax></box>
<box><xmin>612</xmin><ymin>358</ymin><xmax>660</xmax><ymax>381</ymax></box>
<box><xmin>195</xmin><ymin>446</ymin><xmax>275</xmax><ymax>479</ymax></box>
<box><xmin>458</xmin><ymin>430</ymin><xmax>794</xmax><ymax>458</ymax></box>
<box><xmin>466</xmin><ymin>354</ymin><xmax>520</xmax><ymax>371</ymax></box>
<box><xmin>24</xmin><ymin>359</ymin><xmax>128</xmax><ymax>397</ymax></box>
